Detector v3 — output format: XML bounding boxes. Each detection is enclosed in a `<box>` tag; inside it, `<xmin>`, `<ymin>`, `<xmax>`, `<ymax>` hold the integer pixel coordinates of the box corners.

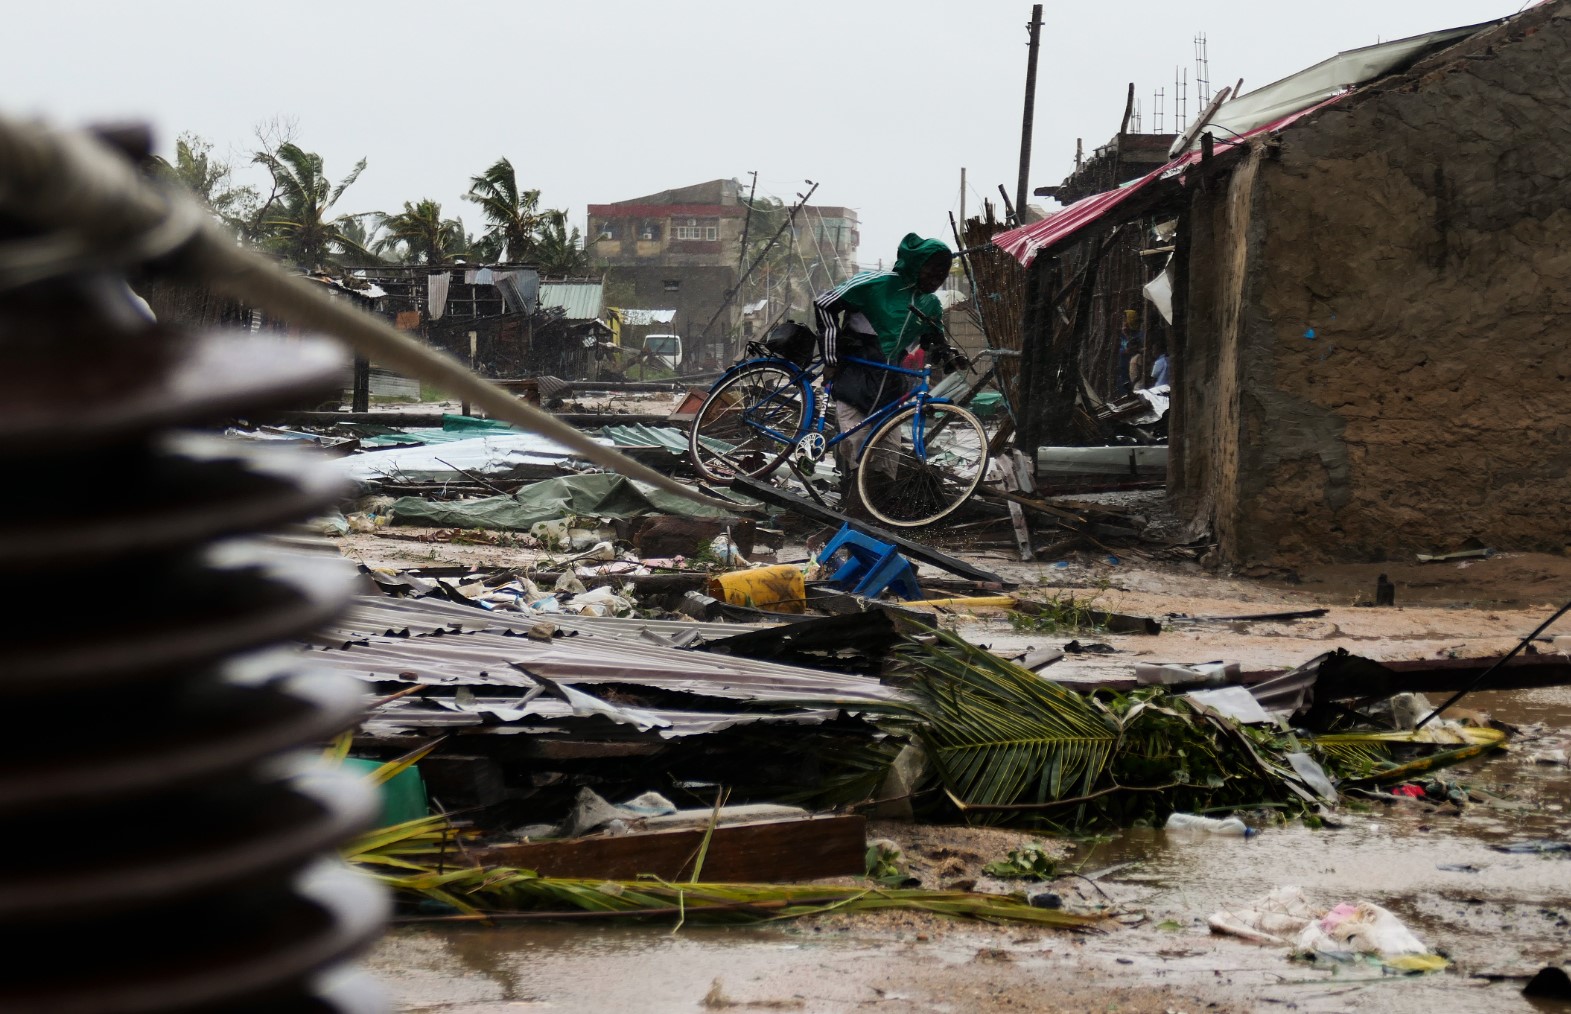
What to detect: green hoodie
<box><xmin>814</xmin><ymin>232</ymin><xmax>951</xmax><ymax>360</ymax></box>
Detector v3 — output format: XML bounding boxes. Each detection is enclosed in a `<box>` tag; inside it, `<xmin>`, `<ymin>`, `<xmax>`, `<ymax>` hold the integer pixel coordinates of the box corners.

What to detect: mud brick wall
<box><xmin>1181</xmin><ymin>4</ymin><xmax>1571</xmax><ymax>567</ymax></box>
<box><xmin>1171</xmin><ymin>155</ymin><xmax>1261</xmax><ymax>558</ymax></box>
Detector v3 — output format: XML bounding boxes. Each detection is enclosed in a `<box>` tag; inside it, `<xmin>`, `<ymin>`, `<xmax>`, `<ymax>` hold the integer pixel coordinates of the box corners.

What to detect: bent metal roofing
<box><xmin>303</xmin><ymin>593</ymin><xmax>908</xmax><ymax>708</ymax></box>
<box><xmin>994</xmin><ymin>22</ymin><xmax>1493</xmax><ymax>267</ymax></box>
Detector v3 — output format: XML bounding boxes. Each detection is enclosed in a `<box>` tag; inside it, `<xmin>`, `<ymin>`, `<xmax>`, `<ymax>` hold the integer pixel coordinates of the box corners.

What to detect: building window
<box><xmin>638</xmin><ymin>220</ymin><xmax>662</xmax><ymax>241</ymax></box>
<box><xmin>663</xmin><ymin>279</ymin><xmax>681</xmax><ymax>292</ymax></box>
<box><xmin>595</xmin><ymin>220</ymin><xmax>620</xmax><ymax>241</ymax></box>
<box><xmin>673</xmin><ymin>217</ymin><xmax>720</xmax><ymax>241</ymax></box>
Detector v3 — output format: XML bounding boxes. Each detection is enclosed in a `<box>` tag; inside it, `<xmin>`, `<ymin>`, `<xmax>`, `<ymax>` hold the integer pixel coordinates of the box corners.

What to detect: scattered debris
<box><xmin>1208</xmin><ymin>886</ymin><xmax>1446</xmax><ymax>971</ymax></box>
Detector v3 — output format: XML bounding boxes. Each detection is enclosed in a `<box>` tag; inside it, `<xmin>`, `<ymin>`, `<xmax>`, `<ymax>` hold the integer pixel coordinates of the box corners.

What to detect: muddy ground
<box><xmin>334</xmin><ymin>480</ymin><xmax>1571</xmax><ymax>1013</ymax></box>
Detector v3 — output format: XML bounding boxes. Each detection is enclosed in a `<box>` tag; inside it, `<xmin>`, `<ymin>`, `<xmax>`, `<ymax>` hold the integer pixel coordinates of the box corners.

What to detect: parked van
<box><xmin>643</xmin><ymin>333</ymin><xmax>683</xmax><ymax>370</ymax></box>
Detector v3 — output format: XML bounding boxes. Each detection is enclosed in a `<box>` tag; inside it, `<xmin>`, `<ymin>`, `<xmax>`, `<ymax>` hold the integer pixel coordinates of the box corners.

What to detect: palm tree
<box><xmin>252</xmin><ymin>142</ymin><xmax>371</xmax><ymax>269</ymax></box>
<box><xmin>148</xmin><ymin>132</ymin><xmax>258</xmax><ymax>236</ymax></box>
<box><xmin>532</xmin><ymin>212</ymin><xmax>590</xmax><ymax>276</ymax></box>
<box><xmin>465</xmin><ymin>157</ymin><xmax>549</xmax><ymax>262</ymax></box>
<box><xmin>331</xmin><ymin>213</ymin><xmax>383</xmax><ymax>264</ymax></box>
<box><xmin>375</xmin><ymin>199</ymin><xmax>469</xmax><ymax>265</ymax></box>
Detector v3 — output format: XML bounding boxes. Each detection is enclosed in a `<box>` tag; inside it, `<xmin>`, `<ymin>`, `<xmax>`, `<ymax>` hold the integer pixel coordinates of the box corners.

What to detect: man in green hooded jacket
<box><xmin>812</xmin><ymin>233</ymin><xmax>953</xmax><ymax>500</ymax></box>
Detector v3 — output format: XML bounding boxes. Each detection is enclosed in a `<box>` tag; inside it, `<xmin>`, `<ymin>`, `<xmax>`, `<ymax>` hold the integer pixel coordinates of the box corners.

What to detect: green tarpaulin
<box><xmin>390</xmin><ymin>472</ymin><xmax>745</xmax><ymax>530</ymax></box>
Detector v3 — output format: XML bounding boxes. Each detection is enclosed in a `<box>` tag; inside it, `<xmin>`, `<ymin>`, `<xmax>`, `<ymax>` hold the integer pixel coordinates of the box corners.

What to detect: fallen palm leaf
<box><xmin>1340</xmin><ymin>741</ymin><xmax>1503</xmax><ymax>786</ymax></box>
<box><xmin>1312</xmin><ymin>727</ymin><xmax>1504</xmax><ymax>748</ymax></box>
<box><xmin>893</xmin><ymin>628</ymin><xmax>1510</xmax><ymax>828</ymax></box>
<box><xmin>899</xmin><ymin>628</ymin><xmax>1118</xmax><ymax>811</ymax></box>
<box><xmin>343</xmin><ymin>812</ymin><xmax>1100</xmax><ymax>929</ymax></box>
<box><xmin>377</xmin><ymin>870</ymin><xmax>1103</xmax><ymax>928</ymax></box>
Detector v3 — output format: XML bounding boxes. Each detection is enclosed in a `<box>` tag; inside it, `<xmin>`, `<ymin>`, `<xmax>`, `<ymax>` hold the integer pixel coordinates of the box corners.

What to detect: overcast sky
<box><xmin>3</xmin><ymin>1</ymin><xmax>1533</xmax><ymax>269</ymax></box>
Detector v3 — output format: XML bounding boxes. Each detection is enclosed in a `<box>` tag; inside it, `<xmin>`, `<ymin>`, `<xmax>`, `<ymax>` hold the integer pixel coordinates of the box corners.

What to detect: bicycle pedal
<box><xmin>794</xmin><ymin>431</ymin><xmax>827</xmax><ymax>463</ymax></box>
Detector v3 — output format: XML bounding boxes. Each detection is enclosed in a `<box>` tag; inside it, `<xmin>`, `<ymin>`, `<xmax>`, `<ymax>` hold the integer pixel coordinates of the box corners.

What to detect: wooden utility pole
<box><xmin>1015</xmin><ymin>4</ymin><xmax>1043</xmax><ymax>221</ymax></box>
<box><xmin>736</xmin><ymin>170</ymin><xmax>758</xmax><ymax>272</ymax></box>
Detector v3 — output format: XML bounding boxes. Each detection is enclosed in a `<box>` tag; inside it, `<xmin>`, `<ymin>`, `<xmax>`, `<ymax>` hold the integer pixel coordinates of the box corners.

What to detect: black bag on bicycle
<box><xmin>762</xmin><ymin>320</ymin><xmax>816</xmax><ymax>367</ymax></box>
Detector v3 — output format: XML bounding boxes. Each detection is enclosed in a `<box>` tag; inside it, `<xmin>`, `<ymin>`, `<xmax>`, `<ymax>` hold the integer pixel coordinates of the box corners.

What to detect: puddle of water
<box><xmin>1061</xmin><ymin>683</ymin><xmax>1571</xmax><ymax>1011</ymax></box>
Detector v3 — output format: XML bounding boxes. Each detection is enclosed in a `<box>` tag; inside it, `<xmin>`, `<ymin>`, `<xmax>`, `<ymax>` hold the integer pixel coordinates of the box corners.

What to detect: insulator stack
<box><xmin>0</xmin><ymin>259</ymin><xmax>387</xmax><ymax>1010</ymax></box>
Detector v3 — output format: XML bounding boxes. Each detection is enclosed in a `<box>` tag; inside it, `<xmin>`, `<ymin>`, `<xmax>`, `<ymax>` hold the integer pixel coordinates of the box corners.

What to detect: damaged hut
<box><xmin>998</xmin><ymin>4</ymin><xmax>1571</xmax><ymax>567</ymax></box>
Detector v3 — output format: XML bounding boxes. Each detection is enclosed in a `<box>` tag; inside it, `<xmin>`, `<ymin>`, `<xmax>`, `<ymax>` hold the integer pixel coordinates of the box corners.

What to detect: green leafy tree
<box><xmin>148</xmin><ymin>132</ymin><xmax>258</xmax><ymax>235</ymax></box>
<box><xmin>465</xmin><ymin>157</ymin><xmax>550</xmax><ymax>262</ymax></box>
<box><xmin>252</xmin><ymin>142</ymin><xmax>372</xmax><ymax>269</ymax></box>
<box><xmin>376</xmin><ymin>199</ymin><xmax>469</xmax><ymax>265</ymax></box>
<box><xmin>533</xmin><ymin>212</ymin><xmax>590</xmax><ymax>276</ymax></box>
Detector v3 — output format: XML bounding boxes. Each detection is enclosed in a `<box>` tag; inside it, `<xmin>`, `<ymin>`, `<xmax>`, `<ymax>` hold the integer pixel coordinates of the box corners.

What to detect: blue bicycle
<box><xmin>687</xmin><ymin>321</ymin><xmax>989</xmax><ymax>527</ymax></box>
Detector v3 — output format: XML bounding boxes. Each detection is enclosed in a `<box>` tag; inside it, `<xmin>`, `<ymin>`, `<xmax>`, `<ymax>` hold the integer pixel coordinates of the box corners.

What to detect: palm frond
<box><xmin>364</xmin><ymin>738</ymin><xmax>444</xmax><ymax>786</ymax></box>
<box><xmin>329</xmin><ymin>157</ymin><xmax>368</xmax><ymax>209</ymax></box>
<box><xmin>1311</xmin><ymin>727</ymin><xmax>1504</xmax><ymax>748</ymax></box>
<box><xmin>344</xmin><ymin>811</ymin><xmax>1100</xmax><ymax>929</ymax></box>
<box><xmin>902</xmin><ymin>629</ymin><xmax>1118</xmax><ymax>810</ymax></box>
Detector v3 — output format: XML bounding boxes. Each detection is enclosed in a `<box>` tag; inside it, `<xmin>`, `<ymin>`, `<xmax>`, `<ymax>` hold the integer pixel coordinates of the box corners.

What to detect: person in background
<box><xmin>1148</xmin><ymin>337</ymin><xmax>1171</xmax><ymax>389</ymax></box>
<box><xmin>1116</xmin><ymin>308</ymin><xmax>1143</xmax><ymax>397</ymax></box>
<box><xmin>813</xmin><ymin>232</ymin><xmax>953</xmax><ymax>508</ymax></box>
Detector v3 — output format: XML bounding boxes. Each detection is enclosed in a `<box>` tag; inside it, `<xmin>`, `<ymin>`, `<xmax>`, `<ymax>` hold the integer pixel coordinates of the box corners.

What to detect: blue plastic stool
<box><xmin>815</xmin><ymin>523</ymin><xmax>922</xmax><ymax>600</ymax></box>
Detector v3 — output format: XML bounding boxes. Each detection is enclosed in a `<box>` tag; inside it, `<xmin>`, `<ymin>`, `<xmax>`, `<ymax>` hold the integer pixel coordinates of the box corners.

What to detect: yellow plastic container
<box><xmin>708</xmin><ymin>565</ymin><xmax>806</xmax><ymax>614</ymax></box>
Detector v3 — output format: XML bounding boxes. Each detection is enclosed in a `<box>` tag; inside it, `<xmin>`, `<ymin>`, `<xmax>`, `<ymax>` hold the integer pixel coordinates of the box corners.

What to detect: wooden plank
<box><xmin>732</xmin><ymin>477</ymin><xmax>1004</xmax><ymax>586</ymax></box>
<box><xmin>471</xmin><ymin>815</ymin><xmax>867</xmax><ymax>883</ymax></box>
<box><xmin>1007</xmin><ymin>500</ymin><xmax>1033</xmax><ymax>561</ymax></box>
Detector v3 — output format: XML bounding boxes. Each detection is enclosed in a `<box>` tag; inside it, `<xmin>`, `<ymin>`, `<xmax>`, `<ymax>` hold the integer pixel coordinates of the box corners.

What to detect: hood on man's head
<box><xmin>893</xmin><ymin>233</ymin><xmax>952</xmax><ymax>284</ymax></box>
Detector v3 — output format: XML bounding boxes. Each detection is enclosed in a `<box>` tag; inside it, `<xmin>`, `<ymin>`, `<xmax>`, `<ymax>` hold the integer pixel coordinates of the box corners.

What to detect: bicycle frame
<box><xmin>719</xmin><ymin>349</ymin><xmax>962</xmax><ymax>471</ymax></box>
<box><xmin>814</xmin><ymin>355</ymin><xmax>947</xmax><ymax>456</ymax></box>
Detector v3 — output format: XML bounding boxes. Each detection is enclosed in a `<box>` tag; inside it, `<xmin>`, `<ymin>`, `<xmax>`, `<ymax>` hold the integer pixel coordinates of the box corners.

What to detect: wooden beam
<box><xmin>1007</xmin><ymin>500</ymin><xmax>1033</xmax><ymax>561</ymax></box>
<box><xmin>471</xmin><ymin>815</ymin><xmax>868</xmax><ymax>883</ymax></box>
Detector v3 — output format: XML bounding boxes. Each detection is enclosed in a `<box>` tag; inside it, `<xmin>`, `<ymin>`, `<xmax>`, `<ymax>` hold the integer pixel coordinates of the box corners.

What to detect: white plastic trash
<box><xmin>1165</xmin><ymin>812</ymin><xmax>1255</xmax><ymax>837</ymax></box>
<box><xmin>1135</xmin><ymin>661</ymin><xmax>1240</xmax><ymax>687</ymax></box>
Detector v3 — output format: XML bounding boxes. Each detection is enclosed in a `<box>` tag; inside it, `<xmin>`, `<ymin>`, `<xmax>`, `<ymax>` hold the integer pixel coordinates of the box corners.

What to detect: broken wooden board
<box><xmin>731</xmin><ymin>476</ymin><xmax>1004</xmax><ymax>586</ymax></box>
<box><xmin>471</xmin><ymin>815</ymin><xmax>867</xmax><ymax>883</ymax></box>
<box><xmin>1007</xmin><ymin>500</ymin><xmax>1033</xmax><ymax>561</ymax></box>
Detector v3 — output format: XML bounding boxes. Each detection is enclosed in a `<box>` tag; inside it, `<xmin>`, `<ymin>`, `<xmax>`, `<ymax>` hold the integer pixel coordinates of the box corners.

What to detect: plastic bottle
<box><xmin>1164</xmin><ymin>812</ymin><xmax>1255</xmax><ymax>837</ymax></box>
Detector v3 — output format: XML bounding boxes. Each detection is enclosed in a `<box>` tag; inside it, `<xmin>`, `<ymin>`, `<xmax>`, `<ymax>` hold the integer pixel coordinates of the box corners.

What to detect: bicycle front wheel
<box><xmin>856</xmin><ymin>402</ymin><xmax>987</xmax><ymax>527</ymax></box>
<box><xmin>689</xmin><ymin>361</ymin><xmax>811</xmax><ymax>484</ymax></box>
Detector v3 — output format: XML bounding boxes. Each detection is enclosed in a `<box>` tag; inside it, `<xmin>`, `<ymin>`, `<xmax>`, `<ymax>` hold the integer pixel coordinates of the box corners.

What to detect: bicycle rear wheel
<box><xmin>689</xmin><ymin>361</ymin><xmax>811</xmax><ymax>484</ymax></box>
<box><xmin>856</xmin><ymin>402</ymin><xmax>987</xmax><ymax>527</ymax></box>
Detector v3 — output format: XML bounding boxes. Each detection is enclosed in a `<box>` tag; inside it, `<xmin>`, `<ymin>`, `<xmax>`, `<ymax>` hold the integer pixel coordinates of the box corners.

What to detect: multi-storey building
<box><xmin>588</xmin><ymin>179</ymin><xmax>858</xmax><ymax>367</ymax></box>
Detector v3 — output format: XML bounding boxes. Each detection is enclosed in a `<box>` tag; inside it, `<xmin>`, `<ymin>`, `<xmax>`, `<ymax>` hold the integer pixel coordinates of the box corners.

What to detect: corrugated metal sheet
<box><xmin>601</xmin><ymin>424</ymin><xmax>695</xmax><ymax>456</ymax></box>
<box><xmin>996</xmin><ymin>24</ymin><xmax>1496</xmax><ymax>268</ymax></box>
<box><xmin>305</xmin><ymin>594</ymin><xmax>908</xmax><ymax>707</ymax></box>
<box><xmin>1180</xmin><ymin>24</ymin><xmax>1484</xmax><ymax>158</ymax></box>
<box><xmin>993</xmin><ymin>98</ymin><xmax>1338</xmax><ymax>268</ymax></box>
<box><xmin>364</xmin><ymin>694</ymin><xmax>840</xmax><ymax>739</ymax></box>
<box><xmin>538</xmin><ymin>282</ymin><xmax>603</xmax><ymax>321</ymax></box>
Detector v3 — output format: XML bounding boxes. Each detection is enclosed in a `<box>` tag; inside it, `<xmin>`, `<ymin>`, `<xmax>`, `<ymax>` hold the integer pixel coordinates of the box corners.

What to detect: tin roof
<box><xmin>994</xmin><ymin>22</ymin><xmax>1495</xmax><ymax>267</ymax></box>
<box><xmin>538</xmin><ymin>282</ymin><xmax>603</xmax><ymax>321</ymax></box>
<box><xmin>305</xmin><ymin>594</ymin><xmax>909</xmax><ymax>708</ymax></box>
